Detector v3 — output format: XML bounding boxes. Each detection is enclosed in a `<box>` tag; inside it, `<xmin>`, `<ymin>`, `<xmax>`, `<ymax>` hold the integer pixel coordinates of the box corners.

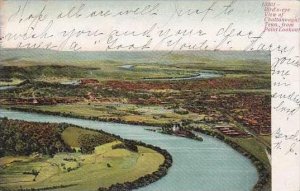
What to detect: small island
<box><xmin>152</xmin><ymin>123</ymin><xmax>204</xmax><ymax>141</ymax></box>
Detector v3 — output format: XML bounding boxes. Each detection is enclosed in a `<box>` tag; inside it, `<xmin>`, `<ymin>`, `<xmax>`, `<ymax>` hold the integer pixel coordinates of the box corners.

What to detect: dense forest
<box><xmin>78</xmin><ymin>133</ymin><xmax>116</xmax><ymax>154</ymax></box>
<box><xmin>0</xmin><ymin>118</ymin><xmax>72</xmax><ymax>157</ymax></box>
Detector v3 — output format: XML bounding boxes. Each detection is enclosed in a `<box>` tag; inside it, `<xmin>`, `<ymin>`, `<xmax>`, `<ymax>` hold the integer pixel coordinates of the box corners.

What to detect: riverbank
<box><xmin>191</xmin><ymin>128</ymin><xmax>270</xmax><ymax>191</ymax></box>
<box><xmin>0</xmin><ymin>117</ymin><xmax>172</xmax><ymax>191</ymax></box>
<box><xmin>0</xmin><ymin>86</ymin><xmax>17</xmax><ymax>90</ymax></box>
<box><xmin>2</xmin><ymin>107</ymin><xmax>269</xmax><ymax>191</ymax></box>
<box><xmin>147</xmin><ymin>127</ymin><xmax>204</xmax><ymax>142</ymax></box>
<box><xmin>60</xmin><ymin>124</ymin><xmax>173</xmax><ymax>191</ymax></box>
<box><xmin>142</xmin><ymin>70</ymin><xmax>223</xmax><ymax>81</ymax></box>
<box><xmin>61</xmin><ymin>124</ymin><xmax>173</xmax><ymax>191</ymax></box>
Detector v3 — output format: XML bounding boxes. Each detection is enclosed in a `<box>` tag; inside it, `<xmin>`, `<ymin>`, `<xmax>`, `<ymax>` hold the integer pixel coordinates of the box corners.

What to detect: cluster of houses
<box><xmin>236</xmin><ymin>115</ymin><xmax>271</xmax><ymax>134</ymax></box>
<box><xmin>215</xmin><ymin>124</ymin><xmax>250</xmax><ymax>137</ymax></box>
<box><xmin>129</xmin><ymin>96</ymin><xmax>162</xmax><ymax>105</ymax></box>
<box><xmin>198</xmin><ymin>94</ymin><xmax>271</xmax><ymax>136</ymax></box>
<box><xmin>203</xmin><ymin>112</ymin><xmax>229</xmax><ymax>123</ymax></box>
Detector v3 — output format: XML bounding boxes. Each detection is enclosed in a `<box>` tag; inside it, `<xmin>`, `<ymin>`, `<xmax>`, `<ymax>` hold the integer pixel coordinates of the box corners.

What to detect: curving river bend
<box><xmin>0</xmin><ymin>108</ymin><xmax>258</xmax><ymax>191</ymax></box>
<box><xmin>143</xmin><ymin>70</ymin><xmax>223</xmax><ymax>81</ymax></box>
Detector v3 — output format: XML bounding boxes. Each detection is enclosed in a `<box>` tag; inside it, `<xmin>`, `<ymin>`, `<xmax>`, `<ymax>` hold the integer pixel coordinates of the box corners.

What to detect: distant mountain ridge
<box><xmin>0</xmin><ymin>48</ymin><xmax>270</xmax><ymax>65</ymax></box>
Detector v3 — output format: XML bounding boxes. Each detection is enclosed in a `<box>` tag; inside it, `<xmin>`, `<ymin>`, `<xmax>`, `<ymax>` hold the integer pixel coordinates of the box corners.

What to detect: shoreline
<box><xmin>0</xmin><ymin>115</ymin><xmax>172</xmax><ymax>191</ymax></box>
<box><xmin>2</xmin><ymin>106</ymin><xmax>270</xmax><ymax>191</ymax></box>
<box><xmin>141</xmin><ymin>70</ymin><xmax>223</xmax><ymax>81</ymax></box>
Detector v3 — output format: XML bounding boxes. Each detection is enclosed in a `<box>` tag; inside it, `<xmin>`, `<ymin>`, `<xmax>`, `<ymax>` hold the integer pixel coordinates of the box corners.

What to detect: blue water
<box><xmin>143</xmin><ymin>71</ymin><xmax>222</xmax><ymax>81</ymax></box>
<box><xmin>0</xmin><ymin>86</ymin><xmax>16</xmax><ymax>90</ymax></box>
<box><xmin>0</xmin><ymin>108</ymin><xmax>258</xmax><ymax>191</ymax></box>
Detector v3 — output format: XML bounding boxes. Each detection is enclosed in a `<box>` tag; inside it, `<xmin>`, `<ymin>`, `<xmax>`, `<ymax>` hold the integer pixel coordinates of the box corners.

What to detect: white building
<box><xmin>172</xmin><ymin>124</ymin><xmax>180</xmax><ymax>132</ymax></box>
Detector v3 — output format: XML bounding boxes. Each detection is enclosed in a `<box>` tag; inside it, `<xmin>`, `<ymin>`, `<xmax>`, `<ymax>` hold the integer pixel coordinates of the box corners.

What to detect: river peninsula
<box><xmin>0</xmin><ymin>50</ymin><xmax>271</xmax><ymax>191</ymax></box>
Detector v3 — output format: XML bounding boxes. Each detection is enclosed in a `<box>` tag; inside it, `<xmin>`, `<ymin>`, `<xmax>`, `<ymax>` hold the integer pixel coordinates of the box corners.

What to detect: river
<box><xmin>143</xmin><ymin>70</ymin><xmax>223</xmax><ymax>81</ymax></box>
<box><xmin>0</xmin><ymin>86</ymin><xmax>16</xmax><ymax>90</ymax></box>
<box><xmin>0</xmin><ymin>108</ymin><xmax>258</xmax><ymax>191</ymax></box>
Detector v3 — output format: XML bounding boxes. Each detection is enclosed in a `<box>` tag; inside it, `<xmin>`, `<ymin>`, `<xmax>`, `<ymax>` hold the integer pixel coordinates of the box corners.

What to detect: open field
<box><xmin>0</xmin><ymin>120</ymin><xmax>165</xmax><ymax>191</ymax></box>
<box><xmin>228</xmin><ymin>137</ymin><xmax>270</xmax><ymax>167</ymax></box>
<box><xmin>1</xmin><ymin>143</ymin><xmax>164</xmax><ymax>191</ymax></box>
<box><xmin>0</xmin><ymin>78</ymin><xmax>24</xmax><ymax>86</ymax></box>
<box><xmin>16</xmin><ymin>103</ymin><xmax>204</xmax><ymax>126</ymax></box>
